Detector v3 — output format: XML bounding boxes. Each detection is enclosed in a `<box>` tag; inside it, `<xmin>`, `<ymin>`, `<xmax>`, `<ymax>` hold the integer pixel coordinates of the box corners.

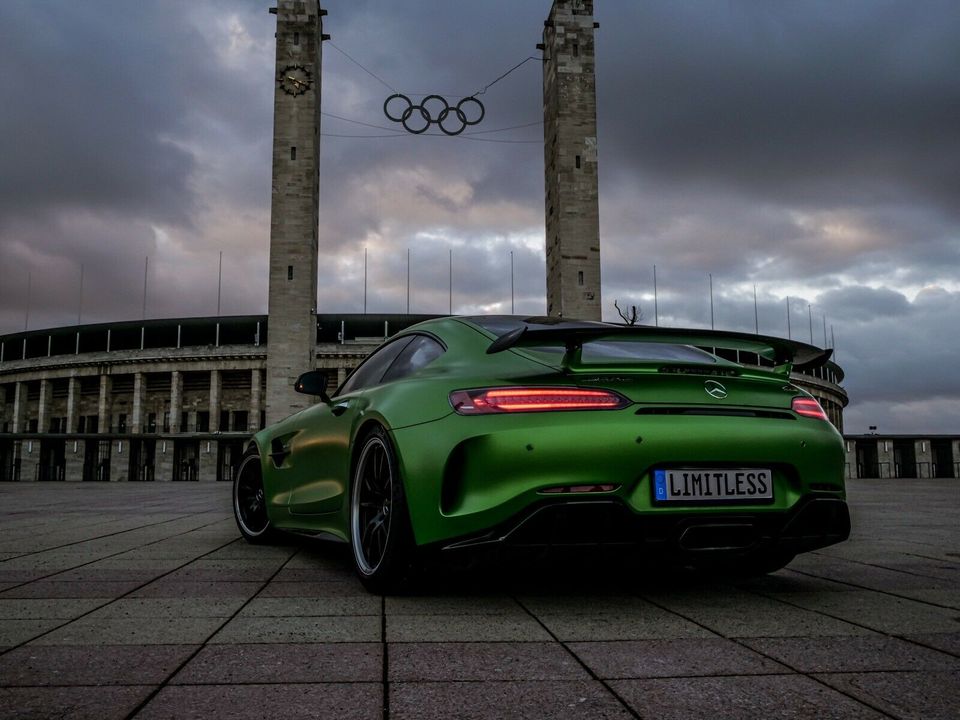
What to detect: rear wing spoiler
<box><xmin>485</xmin><ymin>321</ymin><xmax>833</xmax><ymax>373</ymax></box>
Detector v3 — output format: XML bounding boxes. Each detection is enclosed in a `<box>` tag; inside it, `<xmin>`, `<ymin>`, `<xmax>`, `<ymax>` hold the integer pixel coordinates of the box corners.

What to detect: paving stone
<box><xmin>0</xmin><ymin>598</ymin><xmax>106</xmax><ymax>619</ymax></box>
<box><xmin>902</xmin><ymin>632</ymin><xmax>960</xmax><ymax>656</ymax></box>
<box><xmin>160</xmin><ymin>566</ymin><xmax>277</xmax><ymax>582</ymax></box>
<box><xmin>49</xmin><ymin>568</ymin><xmax>167</xmax><ymax>583</ymax></box>
<box><xmin>649</xmin><ymin>594</ymin><xmax>874</xmax><ymax>638</ymax></box>
<box><xmin>130</xmin><ymin>580</ymin><xmax>262</xmax><ymax>599</ymax></box>
<box><xmin>569</xmin><ymin>638</ymin><xmax>787</xmax><ymax>679</ymax></box>
<box><xmin>389</xmin><ymin>642</ymin><xmax>586</xmax><ymax>681</ymax></box>
<box><xmin>773</xmin><ymin>590</ymin><xmax>960</xmax><ymax>633</ymax></box>
<box><xmin>257</xmin><ymin>581</ymin><xmax>368</xmax><ymax>597</ymax></box>
<box><xmin>537</xmin><ymin>612</ymin><xmax>712</xmax><ymax>642</ymax></box>
<box><xmin>85</xmin><ymin>597</ymin><xmax>246</xmax><ymax>619</ymax></box>
<box><xmin>136</xmin><ymin>683</ymin><xmax>381</xmax><ymax>720</ymax></box>
<box><xmin>517</xmin><ymin>594</ymin><xmax>654</xmax><ymax>616</ymax></box>
<box><xmin>387</xmin><ymin>614</ymin><xmax>551</xmax><ymax>642</ymax></box>
<box><xmin>0</xmin><ymin>685</ymin><xmax>152</xmax><ymax>720</ymax></box>
<box><xmin>742</xmin><ymin>635</ymin><xmax>960</xmax><ymax>672</ymax></box>
<box><xmin>0</xmin><ymin>581</ymin><xmax>142</xmax><ymax>599</ymax></box>
<box><xmin>896</xmin><ymin>589</ymin><xmax>960</xmax><ymax>609</ymax></box>
<box><xmin>210</xmin><ymin>616</ymin><xmax>381</xmax><ymax>643</ymax></box>
<box><xmin>390</xmin><ymin>680</ymin><xmax>632</xmax><ymax>719</ymax></box>
<box><xmin>240</xmin><ymin>596</ymin><xmax>380</xmax><ymax>617</ymax></box>
<box><xmin>0</xmin><ymin>644</ymin><xmax>197</xmax><ymax>686</ymax></box>
<box><xmin>0</xmin><ymin>618</ymin><xmax>65</xmax><ymax>646</ymax></box>
<box><xmin>32</xmin><ymin>617</ymin><xmax>223</xmax><ymax>645</ymax></box>
<box><xmin>815</xmin><ymin>671</ymin><xmax>960</xmax><ymax>720</ymax></box>
<box><xmin>272</xmin><ymin>566</ymin><xmax>354</xmax><ymax>582</ymax></box>
<box><xmin>386</xmin><ymin>596</ymin><xmax>522</xmax><ymax>615</ymax></box>
<box><xmin>171</xmin><ymin>642</ymin><xmax>381</xmax><ymax>684</ymax></box>
<box><xmin>610</xmin><ymin>675</ymin><xmax>885</xmax><ymax>719</ymax></box>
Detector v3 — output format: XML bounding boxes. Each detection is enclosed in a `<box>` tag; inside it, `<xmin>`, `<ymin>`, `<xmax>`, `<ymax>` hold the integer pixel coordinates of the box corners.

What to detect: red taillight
<box><xmin>450</xmin><ymin>387</ymin><xmax>630</xmax><ymax>414</ymax></box>
<box><xmin>792</xmin><ymin>397</ymin><xmax>828</xmax><ymax>420</ymax></box>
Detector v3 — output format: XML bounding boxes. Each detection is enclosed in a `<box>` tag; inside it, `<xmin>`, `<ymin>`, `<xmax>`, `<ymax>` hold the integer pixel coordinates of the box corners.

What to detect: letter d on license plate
<box><xmin>653</xmin><ymin>469</ymin><xmax>773</xmax><ymax>502</ymax></box>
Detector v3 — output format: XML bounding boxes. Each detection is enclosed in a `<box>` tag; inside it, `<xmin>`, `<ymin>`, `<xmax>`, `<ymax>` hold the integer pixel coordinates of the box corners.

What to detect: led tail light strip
<box><xmin>792</xmin><ymin>397</ymin><xmax>829</xmax><ymax>421</ymax></box>
<box><xmin>450</xmin><ymin>387</ymin><xmax>630</xmax><ymax>415</ymax></box>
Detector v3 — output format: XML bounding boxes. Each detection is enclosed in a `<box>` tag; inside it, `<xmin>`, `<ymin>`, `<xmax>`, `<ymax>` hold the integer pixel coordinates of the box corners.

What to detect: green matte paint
<box><xmin>249</xmin><ymin>317</ymin><xmax>846</xmax><ymax>549</ymax></box>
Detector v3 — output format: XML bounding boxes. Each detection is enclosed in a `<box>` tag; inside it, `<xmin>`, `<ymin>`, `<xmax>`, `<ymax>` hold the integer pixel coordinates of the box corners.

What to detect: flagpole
<box><xmin>653</xmin><ymin>265</ymin><xmax>659</xmax><ymax>327</ymax></box>
<box><xmin>786</xmin><ymin>296</ymin><xmax>792</xmax><ymax>339</ymax></box>
<box><xmin>142</xmin><ymin>256</ymin><xmax>149</xmax><ymax>320</ymax></box>
<box><xmin>216</xmin><ymin>251</ymin><xmax>223</xmax><ymax>316</ymax></box>
<box><xmin>510</xmin><ymin>251</ymin><xmax>515</xmax><ymax>313</ymax></box>
<box><xmin>753</xmin><ymin>284</ymin><xmax>759</xmax><ymax>334</ymax></box>
<box><xmin>77</xmin><ymin>264</ymin><xmax>84</xmax><ymax>325</ymax></box>
<box><xmin>709</xmin><ymin>273</ymin><xmax>714</xmax><ymax>330</ymax></box>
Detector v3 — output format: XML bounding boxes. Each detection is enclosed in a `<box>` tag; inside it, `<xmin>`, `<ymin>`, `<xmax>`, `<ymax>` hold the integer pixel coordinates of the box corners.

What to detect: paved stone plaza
<box><xmin>0</xmin><ymin>480</ymin><xmax>957</xmax><ymax>719</ymax></box>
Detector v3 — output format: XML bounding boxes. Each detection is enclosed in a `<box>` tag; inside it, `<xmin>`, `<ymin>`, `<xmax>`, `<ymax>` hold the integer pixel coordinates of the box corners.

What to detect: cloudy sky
<box><xmin>0</xmin><ymin>0</ymin><xmax>958</xmax><ymax>433</ymax></box>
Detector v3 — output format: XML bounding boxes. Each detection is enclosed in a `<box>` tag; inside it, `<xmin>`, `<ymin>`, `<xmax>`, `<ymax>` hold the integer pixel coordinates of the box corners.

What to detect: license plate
<box><xmin>653</xmin><ymin>468</ymin><xmax>773</xmax><ymax>502</ymax></box>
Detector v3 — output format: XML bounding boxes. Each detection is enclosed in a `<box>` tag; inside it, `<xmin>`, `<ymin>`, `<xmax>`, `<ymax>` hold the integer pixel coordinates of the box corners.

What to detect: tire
<box><xmin>350</xmin><ymin>426</ymin><xmax>416</xmax><ymax>593</ymax></box>
<box><xmin>233</xmin><ymin>446</ymin><xmax>277</xmax><ymax>544</ymax></box>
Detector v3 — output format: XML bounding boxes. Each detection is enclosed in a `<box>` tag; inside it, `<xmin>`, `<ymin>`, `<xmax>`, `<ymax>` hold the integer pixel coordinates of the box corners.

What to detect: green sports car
<box><xmin>233</xmin><ymin>315</ymin><xmax>850</xmax><ymax>592</ymax></box>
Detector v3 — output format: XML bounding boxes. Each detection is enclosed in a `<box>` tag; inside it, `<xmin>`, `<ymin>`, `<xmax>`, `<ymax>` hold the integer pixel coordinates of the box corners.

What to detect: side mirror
<box><xmin>294</xmin><ymin>370</ymin><xmax>330</xmax><ymax>401</ymax></box>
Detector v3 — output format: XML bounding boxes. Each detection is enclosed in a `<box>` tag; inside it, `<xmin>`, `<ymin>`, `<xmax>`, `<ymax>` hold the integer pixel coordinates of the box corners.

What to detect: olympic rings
<box><xmin>383</xmin><ymin>93</ymin><xmax>485</xmax><ymax>136</ymax></box>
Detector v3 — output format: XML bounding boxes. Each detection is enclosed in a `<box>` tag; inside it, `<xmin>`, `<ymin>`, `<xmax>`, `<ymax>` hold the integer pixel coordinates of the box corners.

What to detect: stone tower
<box><xmin>265</xmin><ymin>1</ymin><xmax>326</xmax><ymax>425</ymax></box>
<box><xmin>542</xmin><ymin>0</ymin><xmax>602</xmax><ymax>320</ymax></box>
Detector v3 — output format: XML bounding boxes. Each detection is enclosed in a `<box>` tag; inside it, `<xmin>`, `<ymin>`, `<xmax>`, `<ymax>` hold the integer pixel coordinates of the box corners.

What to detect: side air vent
<box><xmin>659</xmin><ymin>365</ymin><xmax>740</xmax><ymax>377</ymax></box>
<box><xmin>635</xmin><ymin>407</ymin><xmax>795</xmax><ymax>420</ymax></box>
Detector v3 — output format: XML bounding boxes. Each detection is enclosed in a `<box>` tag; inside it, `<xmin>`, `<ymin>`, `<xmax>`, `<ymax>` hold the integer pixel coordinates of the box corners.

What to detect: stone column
<box><xmin>170</xmin><ymin>371</ymin><xmax>183</xmax><ymax>433</ymax></box>
<box><xmin>876</xmin><ymin>439</ymin><xmax>894</xmax><ymax>479</ymax></box>
<box><xmin>154</xmin><ymin>438</ymin><xmax>173</xmax><ymax>482</ymax></box>
<box><xmin>542</xmin><ymin>0</ymin><xmax>602</xmax><ymax>320</ymax></box>
<box><xmin>110</xmin><ymin>440</ymin><xmax>128</xmax><ymax>482</ymax></box>
<box><xmin>64</xmin><ymin>439</ymin><xmax>84</xmax><ymax>482</ymax></box>
<box><xmin>98</xmin><ymin>375</ymin><xmax>113</xmax><ymax>434</ymax></box>
<box><xmin>249</xmin><ymin>368</ymin><xmax>262</xmax><ymax>432</ymax></box>
<box><xmin>11</xmin><ymin>381</ymin><xmax>27</xmax><ymax>434</ymax></box>
<box><xmin>131</xmin><ymin>372</ymin><xmax>145</xmax><ymax>434</ymax></box>
<box><xmin>37</xmin><ymin>379</ymin><xmax>52</xmax><ymax>434</ymax></box>
<box><xmin>337</xmin><ymin>367</ymin><xmax>346</xmax><ymax>387</ymax></box>
<box><xmin>199</xmin><ymin>440</ymin><xmax>217</xmax><ymax>482</ymax></box>
<box><xmin>915</xmin><ymin>439</ymin><xmax>934</xmax><ymax>479</ymax></box>
<box><xmin>209</xmin><ymin>369</ymin><xmax>222</xmax><ymax>432</ymax></box>
<box><xmin>844</xmin><ymin>439</ymin><xmax>856</xmax><ymax>479</ymax></box>
<box><xmin>65</xmin><ymin>376</ymin><xmax>80</xmax><ymax>433</ymax></box>
<box><xmin>20</xmin><ymin>440</ymin><xmax>39</xmax><ymax>482</ymax></box>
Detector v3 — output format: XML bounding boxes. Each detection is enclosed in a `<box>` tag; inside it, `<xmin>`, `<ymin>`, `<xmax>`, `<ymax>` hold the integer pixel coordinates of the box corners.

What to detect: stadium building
<box><xmin>0</xmin><ymin>314</ymin><xmax>864</xmax><ymax>483</ymax></box>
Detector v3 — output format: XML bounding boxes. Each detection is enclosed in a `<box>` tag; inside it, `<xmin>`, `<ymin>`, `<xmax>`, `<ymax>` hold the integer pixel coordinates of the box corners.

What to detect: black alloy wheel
<box><xmin>350</xmin><ymin>426</ymin><xmax>415</xmax><ymax>592</ymax></box>
<box><xmin>233</xmin><ymin>448</ymin><xmax>275</xmax><ymax>543</ymax></box>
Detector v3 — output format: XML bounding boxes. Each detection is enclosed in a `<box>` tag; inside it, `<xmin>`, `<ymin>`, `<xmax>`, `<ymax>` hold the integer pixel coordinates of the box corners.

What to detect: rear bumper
<box><xmin>436</xmin><ymin>494</ymin><xmax>850</xmax><ymax>559</ymax></box>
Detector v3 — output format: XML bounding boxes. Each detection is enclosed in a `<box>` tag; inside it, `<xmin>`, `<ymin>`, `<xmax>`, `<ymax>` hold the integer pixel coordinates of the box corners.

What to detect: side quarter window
<box><xmin>337</xmin><ymin>337</ymin><xmax>414</xmax><ymax>396</ymax></box>
<box><xmin>381</xmin><ymin>335</ymin><xmax>445</xmax><ymax>383</ymax></box>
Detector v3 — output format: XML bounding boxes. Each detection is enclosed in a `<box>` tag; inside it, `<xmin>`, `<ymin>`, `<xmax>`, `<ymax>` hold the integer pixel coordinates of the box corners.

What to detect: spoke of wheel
<box><xmin>373</xmin><ymin>446</ymin><xmax>384</xmax><ymax>483</ymax></box>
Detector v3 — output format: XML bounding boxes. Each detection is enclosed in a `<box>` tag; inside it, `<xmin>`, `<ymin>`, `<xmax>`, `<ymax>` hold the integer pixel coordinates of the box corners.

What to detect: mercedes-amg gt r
<box><xmin>233</xmin><ymin>316</ymin><xmax>850</xmax><ymax>592</ymax></box>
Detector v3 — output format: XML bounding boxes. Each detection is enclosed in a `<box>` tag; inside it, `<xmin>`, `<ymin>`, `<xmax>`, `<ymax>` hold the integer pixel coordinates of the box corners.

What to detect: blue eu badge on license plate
<box><xmin>654</xmin><ymin>469</ymin><xmax>668</xmax><ymax>500</ymax></box>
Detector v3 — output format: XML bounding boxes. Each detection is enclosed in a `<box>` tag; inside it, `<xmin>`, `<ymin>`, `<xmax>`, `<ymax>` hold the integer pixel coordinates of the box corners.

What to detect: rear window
<box><xmin>525</xmin><ymin>341</ymin><xmax>717</xmax><ymax>365</ymax></box>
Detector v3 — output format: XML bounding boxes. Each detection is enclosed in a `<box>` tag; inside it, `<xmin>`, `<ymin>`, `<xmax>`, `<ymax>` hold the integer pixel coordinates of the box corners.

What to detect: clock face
<box><xmin>279</xmin><ymin>65</ymin><xmax>311</xmax><ymax>96</ymax></box>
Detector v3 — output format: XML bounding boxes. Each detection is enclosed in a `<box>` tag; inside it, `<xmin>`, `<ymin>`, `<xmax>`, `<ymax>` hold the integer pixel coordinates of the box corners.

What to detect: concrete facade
<box><xmin>265</xmin><ymin>0</ymin><xmax>325</xmax><ymax>425</ymax></box>
<box><xmin>542</xmin><ymin>0</ymin><xmax>602</xmax><ymax>320</ymax></box>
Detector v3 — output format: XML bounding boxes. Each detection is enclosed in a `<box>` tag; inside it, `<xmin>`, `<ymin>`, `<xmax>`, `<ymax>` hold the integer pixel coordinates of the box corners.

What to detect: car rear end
<box><xmin>395</xmin><ymin>318</ymin><xmax>849</xmax><ymax>570</ymax></box>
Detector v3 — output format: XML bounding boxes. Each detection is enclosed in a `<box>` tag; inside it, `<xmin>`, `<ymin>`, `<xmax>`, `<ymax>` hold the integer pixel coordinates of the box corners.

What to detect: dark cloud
<box><xmin>0</xmin><ymin>0</ymin><xmax>958</xmax><ymax>433</ymax></box>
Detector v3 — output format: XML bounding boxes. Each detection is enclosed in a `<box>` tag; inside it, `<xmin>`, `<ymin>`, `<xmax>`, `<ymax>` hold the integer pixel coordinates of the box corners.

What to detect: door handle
<box><xmin>331</xmin><ymin>401</ymin><xmax>350</xmax><ymax>417</ymax></box>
